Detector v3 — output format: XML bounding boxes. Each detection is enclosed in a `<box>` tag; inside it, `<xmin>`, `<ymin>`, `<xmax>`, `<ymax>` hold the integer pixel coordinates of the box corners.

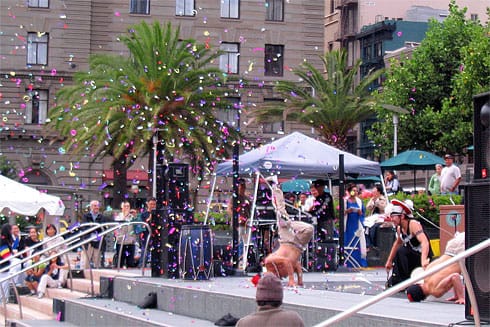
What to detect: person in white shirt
<box><xmin>440</xmin><ymin>154</ymin><xmax>461</xmax><ymax>195</ymax></box>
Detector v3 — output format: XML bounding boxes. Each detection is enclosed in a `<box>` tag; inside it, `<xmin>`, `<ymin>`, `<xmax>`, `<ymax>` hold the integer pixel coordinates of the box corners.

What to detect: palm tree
<box><xmin>47</xmin><ymin>21</ymin><xmax>238</xmax><ymax>207</ymax></box>
<box><xmin>254</xmin><ymin>50</ymin><xmax>383</xmax><ymax>150</ymax></box>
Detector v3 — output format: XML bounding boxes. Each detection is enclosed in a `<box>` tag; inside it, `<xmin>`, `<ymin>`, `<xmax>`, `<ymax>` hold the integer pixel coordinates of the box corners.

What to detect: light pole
<box><xmin>382</xmin><ymin>104</ymin><xmax>409</xmax><ymax>157</ymax></box>
<box><xmin>393</xmin><ymin>113</ymin><xmax>399</xmax><ymax>157</ymax></box>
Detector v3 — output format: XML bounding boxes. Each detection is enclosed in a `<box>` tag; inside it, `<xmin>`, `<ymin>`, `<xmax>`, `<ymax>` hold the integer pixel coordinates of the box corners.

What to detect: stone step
<box><xmin>6</xmin><ymin>319</ymin><xmax>78</xmax><ymax>327</ymax></box>
<box><xmin>0</xmin><ymin>302</ymin><xmax>54</xmax><ymax>322</ymax></box>
<box><xmin>63</xmin><ymin>297</ymin><xmax>216</xmax><ymax>327</ymax></box>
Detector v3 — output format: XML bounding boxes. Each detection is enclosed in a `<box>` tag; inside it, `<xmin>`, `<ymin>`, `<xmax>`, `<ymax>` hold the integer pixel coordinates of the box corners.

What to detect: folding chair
<box><xmin>343</xmin><ymin>229</ymin><xmax>363</xmax><ymax>269</ymax></box>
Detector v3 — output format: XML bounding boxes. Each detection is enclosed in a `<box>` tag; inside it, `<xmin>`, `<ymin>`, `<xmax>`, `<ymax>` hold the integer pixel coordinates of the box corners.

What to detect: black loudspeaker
<box><xmin>99</xmin><ymin>276</ymin><xmax>114</xmax><ymax>298</ymax></box>
<box><xmin>156</xmin><ymin>163</ymin><xmax>190</xmax><ymax>210</ymax></box>
<box><xmin>473</xmin><ymin>91</ymin><xmax>490</xmax><ymax>180</ymax></box>
<box><xmin>464</xmin><ymin>181</ymin><xmax>490</xmax><ymax>322</ymax></box>
<box><xmin>313</xmin><ymin>241</ymin><xmax>338</xmax><ymax>272</ymax></box>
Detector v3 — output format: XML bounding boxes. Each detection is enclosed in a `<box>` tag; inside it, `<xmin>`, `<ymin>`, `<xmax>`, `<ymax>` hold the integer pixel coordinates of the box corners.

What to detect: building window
<box><xmin>329</xmin><ymin>0</ymin><xmax>335</xmax><ymax>14</ymax></box>
<box><xmin>374</xmin><ymin>42</ymin><xmax>382</xmax><ymax>57</ymax></box>
<box><xmin>27</xmin><ymin>32</ymin><xmax>48</xmax><ymax>66</ymax></box>
<box><xmin>221</xmin><ymin>0</ymin><xmax>239</xmax><ymax>18</ymax></box>
<box><xmin>28</xmin><ymin>0</ymin><xmax>49</xmax><ymax>8</ymax></box>
<box><xmin>176</xmin><ymin>0</ymin><xmax>195</xmax><ymax>16</ymax></box>
<box><xmin>264</xmin><ymin>44</ymin><xmax>284</xmax><ymax>76</ymax></box>
<box><xmin>130</xmin><ymin>0</ymin><xmax>150</xmax><ymax>14</ymax></box>
<box><xmin>219</xmin><ymin>43</ymin><xmax>239</xmax><ymax>74</ymax></box>
<box><xmin>26</xmin><ymin>90</ymin><xmax>49</xmax><ymax>124</ymax></box>
<box><xmin>262</xmin><ymin>98</ymin><xmax>284</xmax><ymax>133</ymax></box>
<box><xmin>216</xmin><ymin>97</ymin><xmax>241</xmax><ymax>129</ymax></box>
<box><xmin>265</xmin><ymin>0</ymin><xmax>283</xmax><ymax>21</ymax></box>
<box><xmin>470</xmin><ymin>13</ymin><xmax>478</xmax><ymax>21</ymax></box>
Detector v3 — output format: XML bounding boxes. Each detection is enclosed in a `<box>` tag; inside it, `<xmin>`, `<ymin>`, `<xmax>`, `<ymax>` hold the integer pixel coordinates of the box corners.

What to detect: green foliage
<box><xmin>331</xmin><ymin>193</ymin><xmax>462</xmax><ymax>225</ymax></box>
<box><xmin>194</xmin><ymin>211</ymin><xmax>231</xmax><ymax>231</ymax></box>
<box><xmin>388</xmin><ymin>193</ymin><xmax>462</xmax><ymax>225</ymax></box>
<box><xmin>0</xmin><ymin>214</ymin><xmax>41</xmax><ymax>231</ymax></box>
<box><xmin>253</xmin><ymin>50</ymin><xmax>383</xmax><ymax>150</ymax></box>
<box><xmin>368</xmin><ymin>1</ymin><xmax>490</xmax><ymax>157</ymax></box>
<box><xmin>46</xmin><ymin>21</ymin><xmax>239</xmax><ymax>188</ymax></box>
<box><xmin>0</xmin><ymin>156</ymin><xmax>17</xmax><ymax>179</ymax></box>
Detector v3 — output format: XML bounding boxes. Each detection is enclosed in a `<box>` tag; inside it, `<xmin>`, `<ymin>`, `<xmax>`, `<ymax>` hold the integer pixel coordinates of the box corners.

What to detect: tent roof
<box><xmin>380</xmin><ymin>150</ymin><xmax>445</xmax><ymax>170</ymax></box>
<box><xmin>0</xmin><ymin>175</ymin><xmax>65</xmax><ymax>216</ymax></box>
<box><xmin>215</xmin><ymin>132</ymin><xmax>381</xmax><ymax>178</ymax></box>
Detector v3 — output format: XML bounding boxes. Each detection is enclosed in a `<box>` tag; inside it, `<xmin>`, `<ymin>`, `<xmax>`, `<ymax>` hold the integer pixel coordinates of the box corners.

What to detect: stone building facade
<box><xmin>0</xmin><ymin>0</ymin><xmax>324</xmax><ymax>222</ymax></box>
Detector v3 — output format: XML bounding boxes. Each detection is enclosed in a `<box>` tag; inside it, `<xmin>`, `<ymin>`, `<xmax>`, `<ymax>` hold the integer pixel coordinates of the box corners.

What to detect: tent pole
<box><xmin>242</xmin><ymin>171</ymin><xmax>260</xmax><ymax>271</ymax></box>
<box><xmin>338</xmin><ymin>154</ymin><xmax>345</xmax><ymax>265</ymax></box>
<box><xmin>203</xmin><ymin>174</ymin><xmax>217</xmax><ymax>225</ymax></box>
<box><xmin>413</xmin><ymin>170</ymin><xmax>416</xmax><ymax>192</ymax></box>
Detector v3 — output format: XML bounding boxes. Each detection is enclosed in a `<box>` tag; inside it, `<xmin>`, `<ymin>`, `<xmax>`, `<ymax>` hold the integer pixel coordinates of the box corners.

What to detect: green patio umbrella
<box><xmin>380</xmin><ymin>150</ymin><xmax>445</xmax><ymax>190</ymax></box>
<box><xmin>281</xmin><ymin>179</ymin><xmax>312</xmax><ymax>193</ymax></box>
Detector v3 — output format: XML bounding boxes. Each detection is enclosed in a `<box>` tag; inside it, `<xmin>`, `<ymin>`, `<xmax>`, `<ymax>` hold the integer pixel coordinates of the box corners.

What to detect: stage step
<box><xmin>62</xmin><ymin>297</ymin><xmax>216</xmax><ymax>327</ymax></box>
<box><xmin>102</xmin><ymin>274</ymin><xmax>461</xmax><ymax>327</ymax></box>
<box><xmin>1</xmin><ymin>268</ymin><xmax>144</xmax><ymax>326</ymax></box>
<box><xmin>6</xmin><ymin>319</ymin><xmax>79</xmax><ymax>327</ymax></box>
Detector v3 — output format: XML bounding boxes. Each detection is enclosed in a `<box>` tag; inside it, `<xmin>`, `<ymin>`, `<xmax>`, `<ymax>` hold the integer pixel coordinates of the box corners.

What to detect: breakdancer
<box><xmin>264</xmin><ymin>179</ymin><xmax>314</xmax><ymax>286</ymax></box>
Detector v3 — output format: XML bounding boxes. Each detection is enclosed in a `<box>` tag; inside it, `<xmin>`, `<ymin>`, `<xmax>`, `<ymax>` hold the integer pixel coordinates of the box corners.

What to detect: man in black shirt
<box><xmin>81</xmin><ymin>200</ymin><xmax>106</xmax><ymax>269</ymax></box>
<box><xmin>308</xmin><ymin>179</ymin><xmax>335</xmax><ymax>241</ymax></box>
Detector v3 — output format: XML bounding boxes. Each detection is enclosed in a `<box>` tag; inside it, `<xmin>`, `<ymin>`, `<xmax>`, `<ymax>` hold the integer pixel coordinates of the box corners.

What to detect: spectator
<box><xmin>307</xmin><ymin>179</ymin><xmax>335</xmax><ymax>241</ymax></box>
<box><xmin>37</xmin><ymin>253</ymin><xmax>69</xmax><ymax>298</ymax></box>
<box><xmin>298</xmin><ymin>192</ymin><xmax>314</xmax><ymax>214</ymax></box>
<box><xmin>364</xmin><ymin>184</ymin><xmax>388</xmax><ymax>249</ymax></box>
<box><xmin>236</xmin><ymin>273</ymin><xmax>304</xmax><ymax>327</ymax></box>
<box><xmin>366</xmin><ymin>184</ymin><xmax>387</xmax><ymax>216</ymax></box>
<box><xmin>343</xmin><ymin>183</ymin><xmax>367</xmax><ymax>268</ymax></box>
<box><xmin>428</xmin><ymin>164</ymin><xmax>443</xmax><ymax>195</ymax></box>
<box><xmin>114</xmin><ymin>201</ymin><xmax>136</xmax><ymax>268</ymax></box>
<box><xmin>11</xmin><ymin>225</ymin><xmax>25</xmax><ymax>254</ymax></box>
<box><xmin>81</xmin><ymin>200</ymin><xmax>107</xmax><ymax>269</ymax></box>
<box><xmin>384</xmin><ymin>170</ymin><xmax>400</xmax><ymax>195</ymax></box>
<box><xmin>24</xmin><ymin>250</ymin><xmax>46</xmax><ymax>296</ymax></box>
<box><xmin>0</xmin><ymin>224</ymin><xmax>22</xmax><ymax>301</ymax></box>
<box><xmin>440</xmin><ymin>154</ymin><xmax>462</xmax><ymax>195</ymax></box>
<box><xmin>24</xmin><ymin>226</ymin><xmax>41</xmax><ymax>248</ymax></box>
<box><xmin>135</xmin><ymin>197</ymin><xmax>156</xmax><ymax>267</ymax></box>
<box><xmin>385</xmin><ymin>199</ymin><xmax>432</xmax><ymax>287</ymax></box>
<box><xmin>43</xmin><ymin>224</ymin><xmax>65</xmax><ymax>253</ymax></box>
<box><xmin>406</xmin><ymin>232</ymin><xmax>465</xmax><ymax>304</ymax></box>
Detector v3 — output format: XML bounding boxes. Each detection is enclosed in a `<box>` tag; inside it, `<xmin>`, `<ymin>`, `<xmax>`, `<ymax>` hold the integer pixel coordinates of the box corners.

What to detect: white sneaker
<box><xmin>37</xmin><ymin>292</ymin><xmax>44</xmax><ymax>299</ymax></box>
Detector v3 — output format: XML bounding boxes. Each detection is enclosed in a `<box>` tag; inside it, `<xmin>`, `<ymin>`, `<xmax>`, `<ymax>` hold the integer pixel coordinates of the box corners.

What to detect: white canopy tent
<box><xmin>0</xmin><ymin>174</ymin><xmax>65</xmax><ymax>216</ymax></box>
<box><xmin>207</xmin><ymin>132</ymin><xmax>383</xmax><ymax>270</ymax></box>
<box><xmin>215</xmin><ymin>131</ymin><xmax>381</xmax><ymax>179</ymax></box>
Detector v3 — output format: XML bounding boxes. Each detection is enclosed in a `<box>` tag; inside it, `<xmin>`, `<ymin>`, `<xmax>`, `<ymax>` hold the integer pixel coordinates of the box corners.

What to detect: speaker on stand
<box><xmin>463</xmin><ymin>91</ymin><xmax>490</xmax><ymax>322</ymax></box>
<box><xmin>152</xmin><ymin>163</ymin><xmax>192</xmax><ymax>278</ymax></box>
<box><xmin>472</xmin><ymin>91</ymin><xmax>490</xmax><ymax>180</ymax></box>
<box><xmin>464</xmin><ymin>181</ymin><xmax>490</xmax><ymax>322</ymax></box>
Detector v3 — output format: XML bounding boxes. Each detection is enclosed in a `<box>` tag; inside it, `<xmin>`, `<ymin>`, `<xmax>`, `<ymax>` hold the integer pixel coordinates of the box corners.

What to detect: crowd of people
<box><xmin>0</xmin><ymin>197</ymin><xmax>155</xmax><ymax>302</ymax></box>
<box><xmin>0</xmin><ymin>223</ymin><xmax>69</xmax><ymax>301</ymax></box>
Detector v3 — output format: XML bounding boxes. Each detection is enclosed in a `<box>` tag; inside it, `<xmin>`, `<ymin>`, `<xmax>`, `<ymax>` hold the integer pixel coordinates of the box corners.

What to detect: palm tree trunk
<box><xmin>112</xmin><ymin>155</ymin><xmax>128</xmax><ymax>209</ymax></box>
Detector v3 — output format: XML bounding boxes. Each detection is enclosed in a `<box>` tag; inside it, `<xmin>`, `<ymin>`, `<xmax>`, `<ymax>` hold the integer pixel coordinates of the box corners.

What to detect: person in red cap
<box><xmin>236</xmin><ymin>273</ymin><xmax>305</xmax><ymax>327</ymax></box>
<box><xmin>385</xmin><ymin>199</ymin><xmax>432</xmax><ymax>287</ymax></box>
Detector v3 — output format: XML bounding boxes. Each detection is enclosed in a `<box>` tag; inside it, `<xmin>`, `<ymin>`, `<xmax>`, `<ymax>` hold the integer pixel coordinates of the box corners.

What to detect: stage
<box><xmin>59</xmin><ymin>267</ymin><xmax>469</xmax><ymax>327</ymax></box>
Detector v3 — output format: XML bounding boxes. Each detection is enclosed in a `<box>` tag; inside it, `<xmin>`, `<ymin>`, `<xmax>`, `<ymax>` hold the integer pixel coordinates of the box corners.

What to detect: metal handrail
<box><xmin>113</xmin><ymin>221</ymin><xmax>151</xmax><ymax>273</ymax></box>
<box><xmin>0</xmin><ymin>221</ymin><xmax>151</xmax><ymax>324</ymax></box>
<box><xmin>314</xmin><ymin>238</ymin><xmax>490</xmax><ymax>327</ymax></box>
<box><xmin>0</xmin><ymin>223</ymin><xmax>104</xmax><ymax>267</ymax></box>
